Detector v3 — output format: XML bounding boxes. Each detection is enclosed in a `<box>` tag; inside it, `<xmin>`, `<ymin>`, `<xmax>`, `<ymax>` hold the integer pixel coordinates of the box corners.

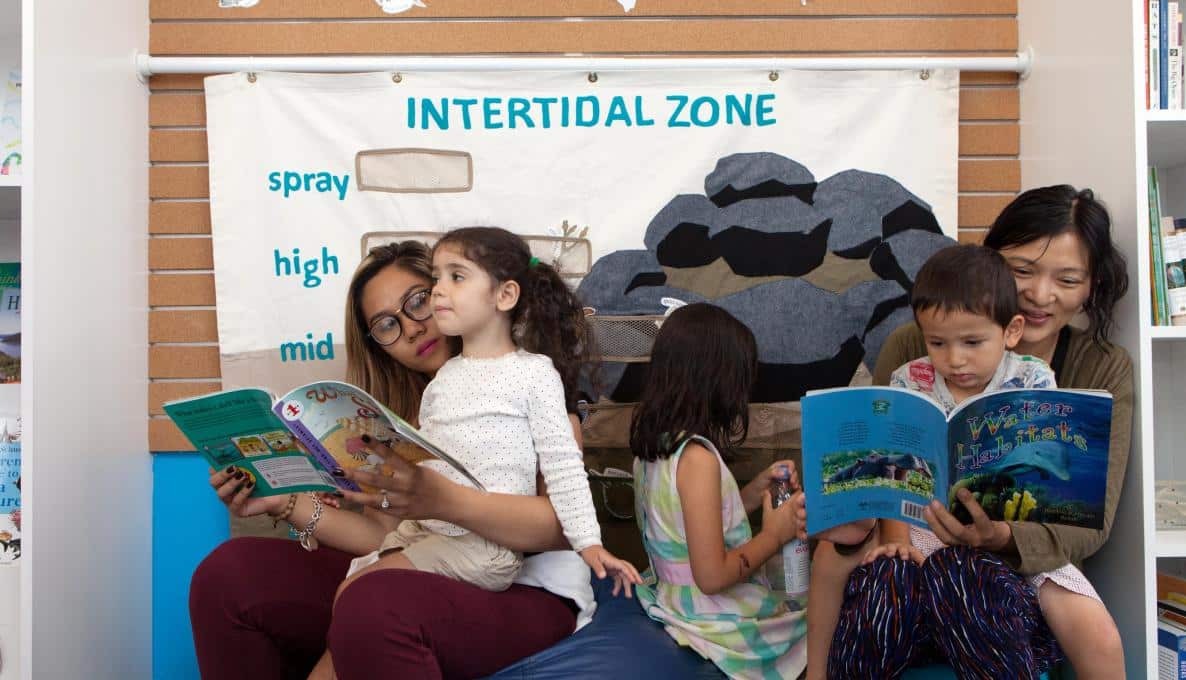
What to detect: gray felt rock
<box><xmin>862</xmin><ymin>306</ymin><xmax>916</xmax><ymax>372</ymax></box>
<box><xmin>883</xmin><ymin>230</ymin><xmax>956</xmax><ymax>281</ymax></box>
<box><xmin>704</xmin><ymin>152</ymin><xmax>817</xmax><ymax>208</ymax></box>
<box><xmin>814</xmin><ymin>170</ymin><xmax>934</xmax><ymax>253</ymax></box>
<box><xmin>716</xmin><ymin>279</ymin><xmax>860</xmax><ymax>364</ymax></box>
<box><xmin>576</xmin><ymin>250</ymin><xmax>663</xmax><ymax>313</ymax></box>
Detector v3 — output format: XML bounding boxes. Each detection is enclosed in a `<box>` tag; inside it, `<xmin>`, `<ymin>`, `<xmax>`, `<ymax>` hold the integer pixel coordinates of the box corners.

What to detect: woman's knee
<box><xmin>190</xmin><ymin>537</ymin><xmax>264</xmax><ymax>610</ymax></box>
<box><xmin>328</xmin><ymin>570</ymin><xmax>433</xmax><ymax>652</ymax></box>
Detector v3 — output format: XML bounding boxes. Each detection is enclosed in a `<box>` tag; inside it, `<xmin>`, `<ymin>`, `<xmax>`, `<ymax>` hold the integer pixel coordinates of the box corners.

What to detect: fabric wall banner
<box><xmin>204</xmin><ymin>69</ymin><xmax>958</xmax><ymax>402</ymax></box>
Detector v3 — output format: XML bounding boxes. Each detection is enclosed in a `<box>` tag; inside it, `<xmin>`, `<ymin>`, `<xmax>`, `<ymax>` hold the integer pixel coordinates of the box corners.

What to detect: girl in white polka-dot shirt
<box><xmin>345</xmin><ymin>227</ymin><xmax>641</xmax><ymax>602</ymax></box>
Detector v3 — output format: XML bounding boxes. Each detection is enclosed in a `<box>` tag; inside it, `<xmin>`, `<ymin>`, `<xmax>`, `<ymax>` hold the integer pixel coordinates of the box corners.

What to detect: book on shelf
<box><xmin>1170</xmin><ymin>3</ymin><xmax>1182</xmax><ymax>110</ymax></box>
<box><xmin>164</xmin><ymin>381</ymin><xmax>485</xmax><ymax>497</ymax></box>
<box><xmin>800</xmin><ymin>386</ymin><xmax>1112</xmax><ymax>535</ymax></box>
<box><xmin>1153</xmin><ymin>0</ymin><xmax>1163</xmax><ymax>109</ymax></box>
<box><xmin>1152</xmin><ymin>168</ymin><xmax>1170</xmax><ymax>324</ymax></box>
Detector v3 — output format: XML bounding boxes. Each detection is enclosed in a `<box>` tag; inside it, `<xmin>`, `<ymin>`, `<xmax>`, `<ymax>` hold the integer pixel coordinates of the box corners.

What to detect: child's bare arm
<box><xmin>678</xmin><ymin>443</ymin><xmax>801</xmax><ymax>595</ymax></box>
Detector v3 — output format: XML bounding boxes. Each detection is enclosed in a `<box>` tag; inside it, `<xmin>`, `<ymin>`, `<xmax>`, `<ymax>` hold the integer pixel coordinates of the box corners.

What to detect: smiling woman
<box><xmin>807</xmin><ymin>185</ymin><xmax>1134</xmax><ymax>680</ymax></box>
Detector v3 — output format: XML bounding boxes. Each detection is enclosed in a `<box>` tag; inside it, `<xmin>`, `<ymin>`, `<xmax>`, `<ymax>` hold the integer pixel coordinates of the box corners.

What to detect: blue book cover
<box><xmin>801</xmin><ymin>387</ymin><xmax>1112</xmax><ymax>535</ymax></box>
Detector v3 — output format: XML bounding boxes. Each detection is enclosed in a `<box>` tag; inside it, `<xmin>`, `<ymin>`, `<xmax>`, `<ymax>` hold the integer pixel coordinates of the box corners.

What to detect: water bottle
<box><xmin>769</xmin><ymin>466</ymin><xmax>810</xmax><ymax>608</ymax></box>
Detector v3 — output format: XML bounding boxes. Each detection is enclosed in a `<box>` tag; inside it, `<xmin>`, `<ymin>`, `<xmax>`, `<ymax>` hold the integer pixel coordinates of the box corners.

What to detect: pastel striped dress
<box><xmin>633</xmin><ymin>435</ymin><xmax>807</xmax><ymax>680</ymax></box>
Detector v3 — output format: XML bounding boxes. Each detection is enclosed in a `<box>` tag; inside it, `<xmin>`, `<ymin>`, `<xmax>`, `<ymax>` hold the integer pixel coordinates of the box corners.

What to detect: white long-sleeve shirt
<box><xmin>416</xmin><ymin>348</ymin><xmax>602</xmax><ymax>552</ymax></box>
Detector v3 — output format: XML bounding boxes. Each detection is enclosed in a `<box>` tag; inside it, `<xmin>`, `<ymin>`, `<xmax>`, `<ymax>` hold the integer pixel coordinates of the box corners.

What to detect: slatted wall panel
<box><xmin>147</xmin><ymin>0</ymin><xmax>1019</xmax><ymax>450</ymax></box>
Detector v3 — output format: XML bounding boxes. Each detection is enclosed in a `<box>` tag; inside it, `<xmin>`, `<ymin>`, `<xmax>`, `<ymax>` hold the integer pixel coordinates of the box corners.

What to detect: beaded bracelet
<box><xmin>270</xmin><ymin>493</ymin><xmax>298</xmax><ymax>529</ymax></box>
<box><xmin>295</xmin><ymin>492</ymin><xmax>323</xmax><ymax>552</ymax></box>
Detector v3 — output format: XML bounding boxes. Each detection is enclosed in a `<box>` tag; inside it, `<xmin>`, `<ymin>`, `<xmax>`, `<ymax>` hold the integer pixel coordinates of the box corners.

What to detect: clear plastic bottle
<box><xmin>768</xmin><ymin>466</ymin><xmax>810</xmax><ymax>609</ymax></box>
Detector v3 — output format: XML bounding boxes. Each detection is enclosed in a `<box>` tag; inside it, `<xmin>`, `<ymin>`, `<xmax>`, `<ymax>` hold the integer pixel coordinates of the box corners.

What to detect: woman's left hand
<box><xmin>924</xmin><ymin>487</ymin><xmax>1012</xmax><ymax>553</ymax></box>
<box><xmin>336</xmin><ymin>436</ymin><xmax>459</xmax><ymax>520</ymax></box>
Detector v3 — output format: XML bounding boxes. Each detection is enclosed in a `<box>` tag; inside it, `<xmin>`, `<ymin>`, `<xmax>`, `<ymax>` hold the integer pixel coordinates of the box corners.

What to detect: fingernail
<box><xmin>225</xmin><ymin>465</ymin><xmax>236</xmax><ymax>473</ymax></box>
<box><xmin>245</xmin><ymin>481</ymin><xmax>255</xmax><ymax>488</ymax></box>
<box><xmin>361</xmin><ymin>434</ymin><xmax>372</xmax><ymax>443</ymax></box>
<box><xmin>234</xmin><ymin>471</ymin><xmax>245</xmax><ymax>479</ymax></box>
<box><xmin>333</xmin><ymin>490</ymin><xmax>345</xmax><ymax>497</ymax></box>
<box><xmin>331</xmin><ymin>469</ymin><xmax>346</xmax><ymax>477</ymax></box>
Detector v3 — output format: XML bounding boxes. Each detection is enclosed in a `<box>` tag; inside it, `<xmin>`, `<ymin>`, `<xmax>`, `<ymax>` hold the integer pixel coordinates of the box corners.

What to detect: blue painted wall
<box><xmin>153</xmin><ymin>453</ymin><xmax>229</xmax><ymax>680</ymax></box>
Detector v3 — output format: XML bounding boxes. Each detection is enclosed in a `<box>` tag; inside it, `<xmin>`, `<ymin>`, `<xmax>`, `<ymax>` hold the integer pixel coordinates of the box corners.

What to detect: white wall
<box><xmin>22</xmin><ymin>0</ymin><xmax>150</xmax><ymax>678</ymax></box>
<box><xmin>1018</xmin><ymin>2</ymin><xmax>1145</xmax><ymax>675</ymax></box>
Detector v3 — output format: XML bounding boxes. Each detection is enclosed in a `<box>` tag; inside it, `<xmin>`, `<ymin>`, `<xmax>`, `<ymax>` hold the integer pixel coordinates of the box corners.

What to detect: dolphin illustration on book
<box><xmin>994</xmin><ymin>440</ymin><xmax>1072</xmax><ymax>481</ymax></box>
<box><xmin>826</xmin><ymin>451</ymin><xmax>934</xmax><ymax>484</ymax></box>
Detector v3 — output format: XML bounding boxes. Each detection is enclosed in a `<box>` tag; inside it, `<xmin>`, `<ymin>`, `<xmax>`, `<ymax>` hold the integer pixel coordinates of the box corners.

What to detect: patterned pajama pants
<box><xmin>827</xmin><ymin>545</ymin><xmax>1063</xmax><ymax>680</ymax></box>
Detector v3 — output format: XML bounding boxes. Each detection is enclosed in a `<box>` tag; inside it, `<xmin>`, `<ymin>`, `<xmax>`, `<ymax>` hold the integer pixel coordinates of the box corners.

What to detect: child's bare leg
<box><xmin>334</xmin><ymin>551</ymin><xmax>417</xmax><ymax>608</ymax></box>
<box><xmin>307</xmin><ymin>650</ymin><xmax>336</xmax><ymax>680</ymax></box>
<box><xmin>1038</xmin><ymin>581</ymin><xmax>1124</xmax><ymax>680</ymax></box>
<box><xmin>806</xmin><ymin>538</ymin><xmax>869</xmax><ymax>680</ymax></box>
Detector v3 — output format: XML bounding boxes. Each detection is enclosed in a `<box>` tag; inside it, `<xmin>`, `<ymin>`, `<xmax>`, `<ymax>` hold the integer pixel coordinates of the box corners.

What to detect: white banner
<box><xmin>205</xmin><ymin>69</ymin><xmax>958</xmax><ymax>402</ymax></box>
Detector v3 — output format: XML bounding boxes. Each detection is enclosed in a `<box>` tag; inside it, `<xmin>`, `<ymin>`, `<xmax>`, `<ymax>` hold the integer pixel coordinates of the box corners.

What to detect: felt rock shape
<box><xmin>814</xmin><ymin>169</ymin><xmax>942</xmax><ymax>254</ymax></box>
<box><xmin>704</xmin><ymin>152</ymin><xmax>817</xmax><ymax>208</ymax></box>
<box><xmin>577</xmin><ymin>152</ymin><xmax>953</xmax><ymax>402</ymax></box>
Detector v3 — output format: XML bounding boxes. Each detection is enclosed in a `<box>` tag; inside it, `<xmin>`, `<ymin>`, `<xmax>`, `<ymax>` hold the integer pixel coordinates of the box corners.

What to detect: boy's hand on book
<box><xmin>741</xmin><ymin>459</ymin><xmax>798</xmax><ymax>514</ymax></box>
<box><xmin>925</xmin><ymin>488</ymin><xmax>1013</xmax><ymax>553</ymax></box>
<box><xmin>760</xmin><ymin>489</ymin><xmax>807</xmax><ymax>545</ymax></box>
<box><xmin>579</xmin><ymin>545</ymin><xmax>643</xmax><ymax>598</ymax></box>
<box><xmin>208</xmin><ymin>465</ymin><xmax>279</xmax><ymax>517</ymax></box>
<box><xmin>861</xmin><ymin>541</ymin><xmax>925</xmax><ymax>566</ymax></box>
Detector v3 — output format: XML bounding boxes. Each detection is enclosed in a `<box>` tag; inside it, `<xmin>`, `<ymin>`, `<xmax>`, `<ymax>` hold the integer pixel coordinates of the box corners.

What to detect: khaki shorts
<box><xmin>375</xmin><ymin>520</ymin><xmax>523</xmax><ymax>592</ymax></box>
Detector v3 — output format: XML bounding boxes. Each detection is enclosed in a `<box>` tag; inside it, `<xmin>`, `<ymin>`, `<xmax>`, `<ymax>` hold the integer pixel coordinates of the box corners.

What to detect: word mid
<box><xmin>280</xmin><ymin>332</ymin><xmax>335</xmax><ymax>362</ymax></box>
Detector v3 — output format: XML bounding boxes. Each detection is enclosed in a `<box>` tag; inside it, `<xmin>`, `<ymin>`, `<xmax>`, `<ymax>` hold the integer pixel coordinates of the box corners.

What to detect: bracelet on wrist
<box><xmin>270</xmin><ymin>493</ymin><xmax>298</xmax><ymax>529</ymax></box>
<box><xmin>295</xmin><ymin>492</ymin><xmax>323</xmax><ymax>551</ymax></box>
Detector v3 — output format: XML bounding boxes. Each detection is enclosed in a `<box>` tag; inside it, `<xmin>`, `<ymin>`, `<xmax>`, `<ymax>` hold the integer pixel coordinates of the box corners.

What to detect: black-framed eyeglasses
<box><xmin>367</xmin><ymin>288</ymin><xmax>433</xmax><ymax>346</ymax></box>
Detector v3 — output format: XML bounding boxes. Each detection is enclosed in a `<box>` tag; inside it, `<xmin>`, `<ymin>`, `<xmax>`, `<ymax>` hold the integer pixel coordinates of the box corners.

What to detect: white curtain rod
<box><xmin>135</xmin><ymin>50</ymin><xmax>1033</xmax><ymax>80</ymax></box>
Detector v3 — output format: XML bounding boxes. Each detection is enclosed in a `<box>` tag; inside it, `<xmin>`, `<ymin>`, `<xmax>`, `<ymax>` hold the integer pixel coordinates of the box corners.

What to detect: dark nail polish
<box><xmin>234</xmin><ymin>471</ymin><xmax>245</xmax><ymax>479</ymax></box>
<box><xmin>361</xmin><ymin>434</ymin><xmax>372</xmax><ymax>443</ymax></box>
<box><xmin>225</xmin><ymin>465</ymin><xmax>236</xmax><ymax>473</ymax></box>
<box><xmin>331</xmin><ymin>468</ymin><xmax>346</xmax><ymax>477</ymax></box>
<box><xmin>246</xmin><ymin>481</ymin><xmax>255</xmax><ymax>489</ymax></box>
<box><xmin>333</xmin><ymin>491</ymin><xmax>345</xmax><ymax>498</ymax></box>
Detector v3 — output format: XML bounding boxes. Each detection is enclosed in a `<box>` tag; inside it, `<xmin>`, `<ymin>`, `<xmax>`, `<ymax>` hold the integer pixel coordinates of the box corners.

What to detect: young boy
<box><xmin>843</xmin><ymin>244</ymin><xmax>1119</xmax><ymax>679</ymax></box>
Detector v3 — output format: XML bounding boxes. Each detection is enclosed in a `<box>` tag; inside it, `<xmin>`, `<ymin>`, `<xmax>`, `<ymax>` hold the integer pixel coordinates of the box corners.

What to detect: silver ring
<box><xmin>380</xmin><ymin>490</ymin><xmax>391</xmax><ymax>510</ymax></box>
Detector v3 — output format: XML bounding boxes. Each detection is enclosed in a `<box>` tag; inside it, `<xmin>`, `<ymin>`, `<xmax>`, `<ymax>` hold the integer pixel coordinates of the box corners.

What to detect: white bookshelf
<box><xmin>1128</xmin><ymin>0</ymin><xmax>1186</xmax><ymax>673</ymax></box>
<box><xmin>1020</xmin><ymin>1</ymin><xmax>1148</xmax><ymax>675</ymax></box>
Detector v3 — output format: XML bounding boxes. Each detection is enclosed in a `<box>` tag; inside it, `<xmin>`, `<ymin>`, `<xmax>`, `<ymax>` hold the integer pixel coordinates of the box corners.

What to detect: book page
<box><xmin>801</xmin><ymin>386</ymin><xmax>948</xmax><ymax>534</ymax></box>
<box><xmin>277</xmin><ymin>381</ymin><xmax>485</xmax><ymax>493</ymax></box>
<box><xmin>163</xmin><ymin>388</ymin><xmax>336</xmax><ymax>496</ymax></box>
<box><xmin>945</xmin><ymin>388</ymin><xmax>1112</xmax><ymax>529</ymax></box>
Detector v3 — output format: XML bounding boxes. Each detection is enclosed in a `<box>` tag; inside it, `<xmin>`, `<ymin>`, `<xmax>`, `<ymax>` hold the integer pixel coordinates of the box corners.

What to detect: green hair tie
<box><xmin>528</xmin><ymin>256</ymin><xmax>540</xmax><ymax>268</ymax></box>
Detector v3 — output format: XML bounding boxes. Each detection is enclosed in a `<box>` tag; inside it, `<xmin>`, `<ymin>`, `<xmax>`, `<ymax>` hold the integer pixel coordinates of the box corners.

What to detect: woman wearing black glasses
<box><xmin>188</xmin><ymin>241</ymin><xmax>593</xmax><ymax>679</ymax></box>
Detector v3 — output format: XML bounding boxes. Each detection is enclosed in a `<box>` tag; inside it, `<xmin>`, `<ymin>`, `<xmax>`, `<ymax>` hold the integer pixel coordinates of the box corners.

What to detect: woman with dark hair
<box><xmin>807</xmin><ymin>185</ymin><xmax>1131</xmax><ymax>679</ymax></box>
<box><xmin>189</xmin><ymin>241</ymin><xmax>592</xmax><ymax>679</ymax></box>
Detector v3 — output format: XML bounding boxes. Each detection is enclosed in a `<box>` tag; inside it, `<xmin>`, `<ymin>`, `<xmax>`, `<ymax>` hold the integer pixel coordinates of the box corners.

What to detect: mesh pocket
<box><xmin>588</xmin><ymin>315</ymin><xmax>663</xmax><ymax>362</ymax></box>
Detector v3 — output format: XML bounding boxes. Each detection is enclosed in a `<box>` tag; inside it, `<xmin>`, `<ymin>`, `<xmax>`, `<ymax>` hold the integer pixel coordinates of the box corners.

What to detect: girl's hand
<box><xmin>335</xmin><ymin>435</ymin><xmax>455</xmax><ymax>519</ymax></box>
<box><xmin>760</xmin><ymin>489</ymin><xmax>806</xmax><ymax>545</ymax></box>
<box><xmin>208</xmin><ymin>465</ymin><xmax>284</xmax><ymax>518</ymax></box>
<box><xmin>861</xmin><ymin>541</ymin><xmax>925</xmax><ymax>566</ymax></box>
<box><xmin>740</xmin><ymin>459</ymin><xmax>798</xmax><ymax>514</ymax></box>
<box><xmin>925</xmin><ymin>488</ymin><xmax>1012</xmax><ymax>553</ymax></box>
<box><xmin>579</xmin><ymin>545</ymin><xmax>643</xmax><ymax>598</ymax></box>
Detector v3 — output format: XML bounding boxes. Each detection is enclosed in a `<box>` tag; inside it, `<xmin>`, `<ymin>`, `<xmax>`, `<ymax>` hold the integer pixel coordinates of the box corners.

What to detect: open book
<box><xmin>801</xmin><ymin>386</ymin><xmax>1112</xmax><ymax>535</ymax></box>
<box><xmin>164</xmin><ymin>381</ymin><xmax>485</xmax><ymax>497</ymax></box>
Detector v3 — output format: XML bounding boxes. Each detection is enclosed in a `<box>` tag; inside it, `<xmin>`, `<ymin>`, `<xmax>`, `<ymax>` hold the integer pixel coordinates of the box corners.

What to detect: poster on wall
<box><xmin>204</xmin><ymin>69</ymin><xmax>958</xmax><ymax>407</ymax></box>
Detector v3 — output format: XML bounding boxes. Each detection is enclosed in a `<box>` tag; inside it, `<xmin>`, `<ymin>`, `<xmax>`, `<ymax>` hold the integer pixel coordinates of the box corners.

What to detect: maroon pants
<box><xmin>189</xmin><ymin>537</ymin><xmax>576</xmax><ymax>680</ymax></box>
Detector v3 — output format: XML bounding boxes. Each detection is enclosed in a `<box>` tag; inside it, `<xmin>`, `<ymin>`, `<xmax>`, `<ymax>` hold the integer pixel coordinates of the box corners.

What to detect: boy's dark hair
<box><xmin>984</xmin><ymin>185</ymin><xmax>1128</xmax><ymax>344</ymax></box>
<box><xmin>630</xmin><ymin>303</ymin><xmax>757</xmax><ymax>462</ymax></box>
<box><xmin>434</xmin><ymin>227</ymin><xmax>590</xmax><ymax>410</ymax></box>
<box><xmin>911</xmin><ymin>244</ymin><xmax>1020</xmax><ymax>328</ymax></box>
